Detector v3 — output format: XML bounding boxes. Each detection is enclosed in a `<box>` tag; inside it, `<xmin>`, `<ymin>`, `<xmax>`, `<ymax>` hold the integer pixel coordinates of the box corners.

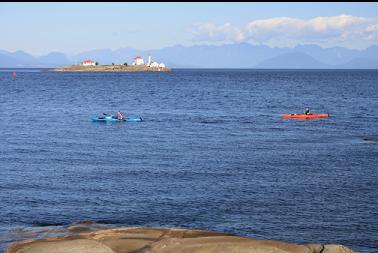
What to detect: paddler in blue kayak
<box><xmin>117</xmin><ymin>111</ymin><xmax>124</xmax><ymax>120</ymax></box>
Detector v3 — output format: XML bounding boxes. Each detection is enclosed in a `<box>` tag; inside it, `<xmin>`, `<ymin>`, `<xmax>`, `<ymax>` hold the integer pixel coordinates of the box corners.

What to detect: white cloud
<box><xmin>366</xmin><ymin>24</ymin><xmax>378</xmax><ymax>32</ymax></box>
<box><xmin>191</xmin><ymin>14</ymin><xmax>378</xmax><ymax>49</ymax></box>
<box><xmin>306</xmin><ymin>14</ymin><xmax>367</xmax><ymax>31</ymax></box>
<box><xmin>190</xmin><ymin>23</ymin><xmax>245</xmax><ymax>43</ymax></box>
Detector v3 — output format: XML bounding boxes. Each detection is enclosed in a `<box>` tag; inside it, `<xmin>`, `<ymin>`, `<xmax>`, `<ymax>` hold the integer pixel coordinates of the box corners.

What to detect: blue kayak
<box><xmin>92</xmin><ymin>116</ymin><xmax>142</xmax><ymax>122</ymax></box>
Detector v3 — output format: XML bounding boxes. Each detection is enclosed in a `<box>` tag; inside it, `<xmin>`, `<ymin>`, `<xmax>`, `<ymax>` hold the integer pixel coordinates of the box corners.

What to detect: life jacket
<box><xmin>117</xmin><ymin>112</ymin><xmax>121</xmax><ymax>119</ymax></box>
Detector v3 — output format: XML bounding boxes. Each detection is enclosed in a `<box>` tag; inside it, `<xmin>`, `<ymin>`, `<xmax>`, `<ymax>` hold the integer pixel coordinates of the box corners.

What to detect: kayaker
<box><xmin>117</xmin><ymin>111</ymin><xmax>122</xmax><ymax>120</ymax></box>
<box><xmin>304</xmin><ymin>107</ymin><xmax>310</xmax><ymax>115</ymax></box>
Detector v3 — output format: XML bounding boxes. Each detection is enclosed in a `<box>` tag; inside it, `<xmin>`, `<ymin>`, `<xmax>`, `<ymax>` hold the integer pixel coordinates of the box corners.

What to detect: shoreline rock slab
<box><xmin>6</xmin><ymin>227</ymin><xmax>356</xmax><ymax>253</ymax></box>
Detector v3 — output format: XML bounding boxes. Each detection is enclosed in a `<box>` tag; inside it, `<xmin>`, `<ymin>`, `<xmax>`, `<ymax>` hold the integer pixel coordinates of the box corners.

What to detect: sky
<box><xmin>1</xmin><ymin>2</ymin><xmax>378</xmax><ymax>56</ymax></box>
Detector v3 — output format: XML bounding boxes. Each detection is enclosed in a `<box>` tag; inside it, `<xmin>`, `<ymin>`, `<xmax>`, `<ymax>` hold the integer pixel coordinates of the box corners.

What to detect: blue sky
<box><xmin>1</xmin><ymin>2</ymin><xmax>378</xmax><ymax>55</ymax></box>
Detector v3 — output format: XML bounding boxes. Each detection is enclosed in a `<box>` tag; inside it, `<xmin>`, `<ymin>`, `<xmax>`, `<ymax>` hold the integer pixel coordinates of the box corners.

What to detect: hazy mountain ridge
<box><xmin>0</xmin><ymin>51</ymin><xmax>71</xmax><ymax>67</ymax></box>
<box><xmin>255</xmin><ymin>52</ymin><xmax>328</xmax><ymax>69</ymax></box>
<box><xmin>1</xmin><ymin>43</ymin><xmax>378</xmax><ymax>68</ymax></box>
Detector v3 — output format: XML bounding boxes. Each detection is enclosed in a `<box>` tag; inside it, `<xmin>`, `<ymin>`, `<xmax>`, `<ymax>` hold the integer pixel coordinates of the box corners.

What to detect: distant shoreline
<box><xmin>50</xmin><ymin>65</ymin><xmax>171</xmax><ymax>72</ymax></box>
<box><xmin>1</xmin><ymin>67</ymin><xmax>378</xmax><ymax>71</ymax></box>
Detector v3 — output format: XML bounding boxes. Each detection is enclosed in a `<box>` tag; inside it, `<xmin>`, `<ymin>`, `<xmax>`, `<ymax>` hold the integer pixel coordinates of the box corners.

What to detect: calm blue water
<box><xmin>0</xmin><ymin>69</ymin><xmax>377</xmax><ymax>252</ymax></box>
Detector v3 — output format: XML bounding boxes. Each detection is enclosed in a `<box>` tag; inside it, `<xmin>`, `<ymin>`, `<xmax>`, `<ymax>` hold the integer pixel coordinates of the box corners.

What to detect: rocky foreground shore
<box><xmin>51</xmin><ymin>65</ymin><xmax>171</xmax><ymax>72</ymax></box>
<box><xmin>6</xmin><ymin>225</ymin><xmax>355</xmax><ymax>253</ymax></box>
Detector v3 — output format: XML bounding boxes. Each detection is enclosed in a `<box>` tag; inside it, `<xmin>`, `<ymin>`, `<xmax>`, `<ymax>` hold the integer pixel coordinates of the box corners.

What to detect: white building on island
<box><xmin>149</xmin><ymin>61</ymin><xmax>159</xmax><ymax>67</ymax></box>
<box><xmin>145</xmin><ymin>54</ymin><xmax>166</xmax><ymax>68</ymax></box>
<box><xmin>130</xmin><ymin>54</ymin><xmax>167</xmax><ymax>68</ymax></box>
<box><xmin>131</xmin><ymin>56</ymin><xmax>144</xmax><ymax>66</ymax></box>
<box><xmin>81</xmin><ymin>60</ymin><xmax>96</xmax><ymax>66</ymax></box>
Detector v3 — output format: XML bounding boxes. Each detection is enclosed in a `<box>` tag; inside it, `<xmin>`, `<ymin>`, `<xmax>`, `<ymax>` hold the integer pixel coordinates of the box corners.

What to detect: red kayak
<box><xmin>281</xmin><ymin>113</ymin><xmax>330</xmax><ymax>119</ymax></box>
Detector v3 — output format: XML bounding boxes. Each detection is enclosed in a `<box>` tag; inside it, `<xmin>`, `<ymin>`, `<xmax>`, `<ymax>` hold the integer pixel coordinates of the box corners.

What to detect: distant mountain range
<box><xmin>0</xmin><ymin>50</ymin><xmax>72</xmax><ymax>68</ymax></box>
<box><xmin>1</xmin><ymin>43</ymin><xmax>378</xmax><ymax>69</ymax></box>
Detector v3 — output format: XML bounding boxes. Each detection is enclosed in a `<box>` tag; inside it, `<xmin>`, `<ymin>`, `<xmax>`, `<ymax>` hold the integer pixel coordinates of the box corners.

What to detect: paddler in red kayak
<box><xmin>304</xmin><ymin>107</ymin><xmax>310</xmax><ymax>115</ymax></box>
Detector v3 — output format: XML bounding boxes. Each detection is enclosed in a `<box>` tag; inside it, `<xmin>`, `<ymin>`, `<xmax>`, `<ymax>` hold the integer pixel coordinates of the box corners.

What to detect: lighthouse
<box><xmin>148</xmin><ymin>54</ymin><xmax>152</xmax><ymax>66</ymax></box>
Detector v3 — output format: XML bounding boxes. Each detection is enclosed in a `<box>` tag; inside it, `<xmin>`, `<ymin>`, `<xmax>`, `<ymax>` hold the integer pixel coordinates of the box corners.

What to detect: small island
<box><xmin>52</xmin><ymin>64</ymin><xmax>171</xmax><ymax>72</ymax></box>
<box><xmin>51</xmin><ymin>55</ymin><xmax>171</xmax><ymax>72</ymax></box>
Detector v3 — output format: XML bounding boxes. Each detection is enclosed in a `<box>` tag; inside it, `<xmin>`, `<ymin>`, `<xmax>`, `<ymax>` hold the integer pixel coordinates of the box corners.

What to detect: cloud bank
<box><xmin>191</xmin><ymin>14</ymin><xmax>378</xmax><ymax>49</ymax></box>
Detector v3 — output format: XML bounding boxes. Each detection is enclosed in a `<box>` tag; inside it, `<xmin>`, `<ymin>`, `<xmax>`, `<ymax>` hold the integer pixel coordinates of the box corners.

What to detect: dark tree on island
<box><xmin>124</xmin><ymin>62</ymin><xmax>128</xmax><ymax>66</ymax></box>
<box><xmin>95</xmin><ymin>62</ymin><xmax>99</xmax><ymax>66</ymax></box>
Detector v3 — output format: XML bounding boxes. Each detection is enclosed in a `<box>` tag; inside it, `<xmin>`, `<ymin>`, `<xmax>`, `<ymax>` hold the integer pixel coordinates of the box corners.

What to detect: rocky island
<box><xmin>51</xmin><ymin>64</ymin><xmax>171</xmax><ymax>72</ymax></box>
<box><xmin>51</xmin><ymin>56</ymin><xmax>171</xmax><ymax>72</ymax></box>
<box><xmin>6</xmin><ymin>224</ymin><xmax>355</xmax><ymax>253</ymax></box>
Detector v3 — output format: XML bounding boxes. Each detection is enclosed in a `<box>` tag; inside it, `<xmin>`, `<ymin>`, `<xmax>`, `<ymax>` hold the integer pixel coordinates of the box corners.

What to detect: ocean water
<box><xmin>0</xmin><ymin>69</ymin><xmax>377</xmax><ymax>252</ymax></box>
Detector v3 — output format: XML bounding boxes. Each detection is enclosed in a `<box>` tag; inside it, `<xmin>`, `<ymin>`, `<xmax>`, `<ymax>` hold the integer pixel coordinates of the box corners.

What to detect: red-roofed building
<box><xmin>131</xmin><ymin>56</ymin><xmax>144</xmax><ymax>66</ymax></box>
<box><xmin>81</xmin><ymin>60</ymin><xmax>96</xmax><ymax>66</ymax></box>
